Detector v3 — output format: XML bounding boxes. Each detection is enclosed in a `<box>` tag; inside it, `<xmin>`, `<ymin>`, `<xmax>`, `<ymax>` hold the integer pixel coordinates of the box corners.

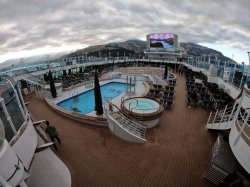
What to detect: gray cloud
<box><xmin>0</xmin><ymin>0</ymin><xmax>250</xmax><ymax>60</ymax></box>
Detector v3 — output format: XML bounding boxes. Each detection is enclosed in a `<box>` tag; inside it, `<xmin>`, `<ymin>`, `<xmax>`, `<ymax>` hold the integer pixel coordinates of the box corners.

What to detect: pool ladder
<box><xmin>129</xmin><ymin>98</ymin><xmax>139</xmax><ymax>113</ymax></box>
<box><xmin>69</xmin><ymin>87</ymin><xmax>79</xmax><ymax>97</ymax></box>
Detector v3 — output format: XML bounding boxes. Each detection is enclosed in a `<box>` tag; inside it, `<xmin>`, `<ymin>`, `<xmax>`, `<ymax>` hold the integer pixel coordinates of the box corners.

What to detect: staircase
<box><xmin>206</xmin><ymin>103</ymin><xmax>238</xmax><ymax>130</ymax></box>
<box><xmin>206</xmin><ymin>165</ymin><xmax>228</xmax><ymax>185</ymax></box>
<box><xmin>104</xmin><ymin>98</ymin><xmax>146</xmax><ymax>143</ymax></box>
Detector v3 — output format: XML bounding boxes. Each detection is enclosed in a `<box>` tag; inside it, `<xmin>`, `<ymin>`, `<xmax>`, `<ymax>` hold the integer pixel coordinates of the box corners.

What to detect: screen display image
<box><xmin>150</xmin><ymin>33</ymin><xmax>174</xmax><ymax>48</ymax></box>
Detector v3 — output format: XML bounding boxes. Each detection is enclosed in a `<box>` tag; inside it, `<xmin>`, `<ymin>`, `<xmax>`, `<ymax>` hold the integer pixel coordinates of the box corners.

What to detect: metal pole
<box><xmin>247</xmin><ymin>52</ymin><xmax>250</xmax><ymax>87</ymax></box>
<box><xmin>134</xmin><ymin>76</ymin><xmax>136</xmax><ymax>92</ymax></box>
<box><xmin>224</xmin><ymin>61</ymin><xmax>227</xmax><ymax>81</ymax></box>
<box><xmin>13</xmin><ymin>87</ymin><xmax>25</xmax><ymax>119</ymax></box>
<box><xmin>127</xmin><ymin>76</ymin><xmax>128</xmax><ymax>92</ymax></box>
<box><xmin>232</xmin><ymin>63</ymin><xmax>236</xmax><ymax>85</ymax></box>
<box><xmin>240</xmin><ymin>62</ymin><xmax>245</xmax><ymax>88</ymax></box>
<box><xmin>130</xmin><ymin>77</ymin><xmax>132</xmax><ymax>92</ymax></box>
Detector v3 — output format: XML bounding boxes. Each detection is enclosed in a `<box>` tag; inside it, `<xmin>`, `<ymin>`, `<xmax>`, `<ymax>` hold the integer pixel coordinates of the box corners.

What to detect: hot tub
<box><xmin>121</xmin><ymin>97</ymin><xmax>164</xmax><ymax>128</ymax></box>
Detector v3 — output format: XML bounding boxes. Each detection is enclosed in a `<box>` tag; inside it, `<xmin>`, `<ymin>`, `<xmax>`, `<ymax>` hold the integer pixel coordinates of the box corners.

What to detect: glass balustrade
<box><xmin>0</xmin><ymin>78</ymin><xmax>26</xmax><ymax>142</ymax></box>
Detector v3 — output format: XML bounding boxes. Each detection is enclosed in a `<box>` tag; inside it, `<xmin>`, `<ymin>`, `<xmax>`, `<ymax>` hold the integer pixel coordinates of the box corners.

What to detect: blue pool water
<box><xmin>58</xmin><ymin>82</ymin><xmax>129</xmax><ymax>114</ymax></box>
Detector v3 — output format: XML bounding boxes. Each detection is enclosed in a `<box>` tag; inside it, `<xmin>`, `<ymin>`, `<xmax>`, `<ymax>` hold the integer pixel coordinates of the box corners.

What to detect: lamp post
<box><xmin>240</xmin><ymin>62</ymin><xmax>245</xmax><ymax>88</ymax></box>
<box><xmin>214</xmin><ymin>54</ymin><xmax>219</xmax><ymax>67</ymax></box>
<box><xmin>208</xmin><ymin>55</ymin><xmax>211</xmax><ymax>65</ymax></box>
<box><xmin>46</xmin><ymin>55</ymin><xmax>50</xmax><ymax>70</ymax></box>
<box><xmin>247</xmin><ymin>52</ymin><xmax>250</xmax><ymax>65</ymax></box>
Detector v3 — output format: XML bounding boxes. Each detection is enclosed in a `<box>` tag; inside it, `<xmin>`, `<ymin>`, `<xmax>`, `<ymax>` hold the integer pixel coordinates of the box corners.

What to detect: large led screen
<box><xmin>150</xmin><ymin>33</ymin><xmax>174</xmax><ymax>48</ymax></box>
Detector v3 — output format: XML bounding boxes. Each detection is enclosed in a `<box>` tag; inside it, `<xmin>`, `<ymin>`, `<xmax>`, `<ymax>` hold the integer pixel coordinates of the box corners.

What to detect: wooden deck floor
<box><xmin>27</xmin><ymin>74</ymin><xmax>216</xmax><ymax>187</ymax></box>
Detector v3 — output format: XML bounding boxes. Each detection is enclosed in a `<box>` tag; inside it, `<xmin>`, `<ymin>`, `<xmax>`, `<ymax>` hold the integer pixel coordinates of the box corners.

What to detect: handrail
<box><xmin>129</xmin><ymin>98</ymin><xmax>139</xmax><ymax>113</ymax></box>
<box><xmin>110</xmin><ymin>112</ymin><xmax>146</xmax><ymax>133</ymax></box>
<box><xmin>208</xmin><ymin>103</ymin><xmax>237</xmax><ymax>125</ymax></box>
<box><xmin>104</xmin><ymin>97</ymin><xmax>146</xmax><ymax>128</ymax></box>
<box><xmin>109</xmin><ymin>112</ymin><xmax>146</xmax><ymax>137</ymax></box>
<box><xmin>105</xmin><ymin>98</ymin><xmax>146</xmax><ymax>139</ymax></box>
<box><xmin>236</xmin><ymin>120</ymin><xmax>250</xmax><ymax>142</ymax></box>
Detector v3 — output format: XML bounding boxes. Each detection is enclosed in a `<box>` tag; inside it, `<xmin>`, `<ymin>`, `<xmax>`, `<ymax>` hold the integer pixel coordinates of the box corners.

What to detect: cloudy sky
<box><xmin>0</xmin><ymin>0</ymin><xmax>250</xmax><ymax>64</ymax></box>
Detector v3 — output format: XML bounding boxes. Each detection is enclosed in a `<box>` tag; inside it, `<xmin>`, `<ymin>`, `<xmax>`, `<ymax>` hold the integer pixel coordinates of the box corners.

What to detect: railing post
<box><xmin>220</xmin><ymin>105</ymin><xmax>228</xmax><ymax>123</ymax></box>
<box><xmin>16</xmin><ymin>84</ymin><xmax>28</xmax><ymax>114</ymax></box>
<box><xmin>13</xmin><ymin>87</ymin><xmax>25</xmax><ymax>120</ymax></box>
<box><xmin>213</xmin><ymin>109</ymin><xmax>219</xmax><ymax>123</ymax></box>
<box><xmin>233</xmin><ymin>90</ymin><xmax>245</xmax><ymax>123</ymax></box>
<box><xmin>228</xmin><ymin>102</ymin><xmax>238</xmax><ymax>121</ymax></box>
<box><xmin>240</xmin><ymin>74</ymin><xmax>244</xmax><ymax>88</ymax></box>
<box><xmin>207</xmin><ymin>111</ymin><xmax>212</xmax><ymax>124</ymax></box>
<box><xmin>122</xmin><ymin>113</ymin><xmax>124</xmax><ymax>126</ymax></box>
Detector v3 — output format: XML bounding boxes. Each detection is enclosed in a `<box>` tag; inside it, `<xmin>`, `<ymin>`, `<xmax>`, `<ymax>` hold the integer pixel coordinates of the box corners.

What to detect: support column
<box><xmin>215</xmin><ymin>55</ymin><xmax>219</xmax><ymax>67</ymax></box>
<box><xmin>126</xmin><ymin>76</ymin><xmax>129</xmax><ymax>92</ymax></box>
<box><xmin>134</xmin><ymin>76</ymin><xmax>136</xmax><ymax>93</ymax></box>
<box><xmin>129</xmin><ymin>77</ymin><xmax>132</xmax><ymax>92</ymax></box>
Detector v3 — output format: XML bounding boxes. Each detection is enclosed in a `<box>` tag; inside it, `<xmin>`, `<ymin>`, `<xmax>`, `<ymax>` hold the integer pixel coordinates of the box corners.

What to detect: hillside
<box><xmin>67</xmin><ymin>40</ymin><xmax>235</xmax><ymax>63</ymax></box>
<box><xmin>67</xmin><ymin>39</ymin><xmax>146</xmax><ymax>57</ymax></box>
<box><xmin>0</xmin><ymin>39</ymin><xmax>235</xmax><ymax>71</ymax></box>
<box><xmin>0</xmin><ymin>52</ymin><xmax>69</xmax><ymax>71</ymax></box>
<box><xmin>180</xmin><ymin>43</ymin><xmax>234</xmax><ymax>62</ymax></box>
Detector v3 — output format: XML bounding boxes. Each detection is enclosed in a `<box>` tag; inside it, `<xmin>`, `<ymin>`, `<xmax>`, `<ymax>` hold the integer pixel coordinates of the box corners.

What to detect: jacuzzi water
<box><xmin>128</xmin><ymin>98</ymin><xmax>158</xmax><ymax>113</ymax></box>
<box><xmin>58</xmin><ymin>82</ymin><xmax>129</xmax><ymax>114</ymax></box>
<box><xmin>129</xmin><ymin>100</ymin><xmax>154</xmax><ymax>110</ymax></box>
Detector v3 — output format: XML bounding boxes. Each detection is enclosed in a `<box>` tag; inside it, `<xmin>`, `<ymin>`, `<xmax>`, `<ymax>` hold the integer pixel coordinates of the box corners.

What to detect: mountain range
<box><xmin>0</xmin><ymin>52</ymin><xmax>68</xmax><ymax>71</ymax></box>
<box><xmin>0</xmin><ymin>40</ymin><xmax>235</xmax><ymax>71</ymax></box>
<box><xmin>67</xmin><ymin>40</ymin><xmax>235</xmax><ymax>63</ymax></box>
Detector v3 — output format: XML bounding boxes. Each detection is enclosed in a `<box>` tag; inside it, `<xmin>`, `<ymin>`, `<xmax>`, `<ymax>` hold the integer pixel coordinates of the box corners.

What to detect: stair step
<box><xmin>206</xmin><ymin>167</ymin><xmax>227</xmax><ymax>185</ymax></box>
<box><xmin>207</xmin><ymin>170</ymin><xmax>226</xmax><ymax>179</ymax></box>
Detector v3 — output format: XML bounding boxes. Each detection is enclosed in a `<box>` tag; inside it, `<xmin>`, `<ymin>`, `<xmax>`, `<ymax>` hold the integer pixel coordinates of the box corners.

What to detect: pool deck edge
<box><xmin>45</xmin><ymin>98</ymin><xmax>108</xmax><ymax>127</ymax></box>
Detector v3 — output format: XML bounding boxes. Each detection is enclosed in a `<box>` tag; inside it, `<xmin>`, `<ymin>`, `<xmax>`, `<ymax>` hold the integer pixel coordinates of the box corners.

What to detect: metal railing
<box><xmin>109</xmin><ymin>111</ymin><xmax>146</xmax><ymax>139</ymax></box>
<box><xmin>235</xmin><ymin>109</ymin><xmax>250</xmax><ymax>145</ymax></box>
<box><xmin>183</xmin><ymin>60</ymin><xmax>250</xmax><ymax>91</ymax></box>
<box><xmin>208</xmin><ymin>103</ymin><xmax>236</xmax><ymax>124</ymax></box>
<box><xmin>104</xmin><ymin>97</ymin><xmax>146</xmax><ymax>139</ymax></box>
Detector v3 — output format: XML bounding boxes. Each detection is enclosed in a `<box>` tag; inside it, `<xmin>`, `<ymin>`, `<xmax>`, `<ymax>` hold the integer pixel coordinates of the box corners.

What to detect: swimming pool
<box><xmin>58</xmin><ymin>82</ymin><xmax>129</xmax><ymax>114</ymax></box>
